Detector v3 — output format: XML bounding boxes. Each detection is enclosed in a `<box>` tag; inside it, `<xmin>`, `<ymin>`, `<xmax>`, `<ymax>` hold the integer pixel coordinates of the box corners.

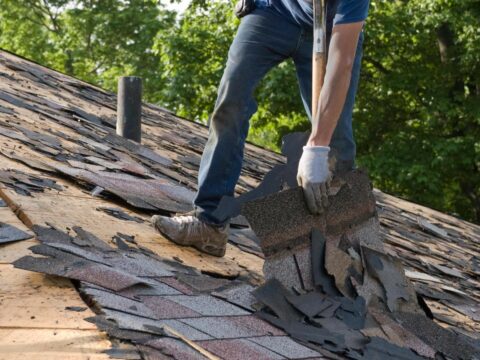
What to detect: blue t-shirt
<box><xmin>257</xmin><ymin>0</ymin><xmax>370</xmax><ymax>30</ymax></box>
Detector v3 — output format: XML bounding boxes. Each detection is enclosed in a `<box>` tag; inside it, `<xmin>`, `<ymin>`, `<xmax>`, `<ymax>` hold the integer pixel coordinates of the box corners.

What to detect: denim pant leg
<box><xmin>292</xmin><ymin>31</ymin><xmax>364</xmax><ymax>172</ymax></box>
<box><xmin>194</xmin><ymin>9</ymin><xmax>301</xmax><ymax>226</ymax></box>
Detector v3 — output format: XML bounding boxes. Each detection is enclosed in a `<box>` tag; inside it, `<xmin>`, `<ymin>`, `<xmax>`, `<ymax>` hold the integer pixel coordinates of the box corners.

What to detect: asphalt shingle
<box><xmin>166</xmin><ymin>295</ymin><xmax>249</xmax><ymax>316</ymax></box>
<box><xmin>248</xmin><ymin>336</ymin><xmax>321</xmax><ymax>359</ymax></box>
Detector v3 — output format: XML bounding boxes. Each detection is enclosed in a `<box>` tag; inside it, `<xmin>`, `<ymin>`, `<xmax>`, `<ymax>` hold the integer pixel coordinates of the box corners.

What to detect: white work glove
<box><xmin>297</xmin><ymin>145</ymin><xmax>331</xmax><ymax>214</ymax></box>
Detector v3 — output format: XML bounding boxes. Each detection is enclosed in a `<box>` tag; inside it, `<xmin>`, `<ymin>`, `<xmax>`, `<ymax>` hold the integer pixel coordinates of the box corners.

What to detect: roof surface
<box><xmin>0</xmin><ymin>50</ymin><xmax>479</xmax><ymax>359</ymax></box>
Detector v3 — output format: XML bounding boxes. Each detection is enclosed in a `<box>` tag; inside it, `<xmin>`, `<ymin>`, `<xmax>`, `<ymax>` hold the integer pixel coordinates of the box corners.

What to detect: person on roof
<box><xmin>152</xmin><ymin>0</ymin><xmax>370</xmax><ymax>257</ymax></box>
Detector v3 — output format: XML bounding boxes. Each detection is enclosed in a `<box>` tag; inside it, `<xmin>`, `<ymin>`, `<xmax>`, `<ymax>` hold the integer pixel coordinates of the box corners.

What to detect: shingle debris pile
<box><xmin>0</xmin><ymin>168</ymin><xmax>63</xmax><ymax>196</ymax></box>
<box><xmin>243</xmin><ymin>170</ymin><xmax>480</xmax><ymax>359</ymax></box>
<box><xmin>14</xmin><ymin>225</ymin><xmax>323</xmax><ymax>360</ymax></box>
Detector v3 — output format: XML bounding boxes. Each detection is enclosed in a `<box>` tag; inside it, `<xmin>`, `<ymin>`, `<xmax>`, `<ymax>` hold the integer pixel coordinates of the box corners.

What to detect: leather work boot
<box><xmin>151</xmin><ymin>215</ymin><xmax>229</xmax><ymax>257</ymax></box>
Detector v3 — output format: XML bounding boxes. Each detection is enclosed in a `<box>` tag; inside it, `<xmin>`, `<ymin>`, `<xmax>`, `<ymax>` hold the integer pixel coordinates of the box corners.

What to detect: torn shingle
<box><xmin>362</xmin><ymin>337</ymin><xmax>424</xmax><ymax>360</ymax></box>
<box><xmin>242</xmin><ymin>170</ymin><xmax>377</xmax><ymax>257</ymax></box>
<box><xmin>362</xmin><ymin>246</ymin><xmax>419</xmax><ymax>313</ymax></box>
<box><xmin>104</xmin><ymin>347</ymin><xmax>142</xmax><ymax>360</ymax></box>
<box><xmin>335</xmin><ymin>297</ymin><xmax>366</xmax><ymax>330</ymax></box>
<box><xmin>252</xmin><ymin>279</ymin><xmax>303</xmax><ymax>323</ymax></box>
<box><xmin>324</xmin><ymin>241</ymin><xmax>356</xmax><ymax>298</ymax></box>
<box><xmin>311</xmin><ymin>229</ymin><xmax>341</xmax><ymax>297</ymax></box>
<box><xmin>0</xmin><ymin>222</ymin><xmax>33</xmax><ymax>244</ymax></box>
<box><xmin>258</xmin><ymin>312</ymin><xmax>345</xmax><ymax>350</ymax></box>
<box><xmin>96</xmin><ymin>207</ymin><xmax>144</xmax><ymax>223</ymax></box>
<box><xmin>285</xmin><ymin>292</ymin><xmax>339</xmax><ymax>319</ymax></box>
<box><xmin>313</xmin><ymin>317</ymin><xmax>366</xmax><ymax>350</ymax></box>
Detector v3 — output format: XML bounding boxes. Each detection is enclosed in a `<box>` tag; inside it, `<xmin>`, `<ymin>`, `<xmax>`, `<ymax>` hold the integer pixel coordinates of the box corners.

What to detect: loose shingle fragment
<box><xmin>0</xmin><ymin>222</ymin><xmax>33</xmax><ymax>244</ymax></box>
<box><xmin>311</xmin><ymin>229</ymin><xmax>340</xmax><ymax>297</ymax></box>
<box><xmin>335</xmin><ymin>297</ymin><xmax>366</xmax><ymax>330</ymax></box>
<box><xmin>431</xmin><ymin>264</ymin><xmax>465</xmax><ymax>279</ymax></box>
<box><xmin>104</xmin><ymin>347</ymin><xmax>142</xmax><ymax>360</ymax></box>
<box><xmin>362</xmin><ymin>337</ymin><xmax>424</xmax><ymax>360</ymax></box>
<box><xmin>258</xmin><ymin>312</ymin><xmax>345</xmax><ymax>350</ymax></box>
<box><xmin>252</xmin><ymin>279</ymin><xmax>303</xmax><ymax>322</ymax></box>
<box><xmin>97</xmin><ymin>207</ymin><xmax>144</xmax><ymax>223</ymax></box>
<box><xmin>285</xmin><ymin>292</ymin><xmax>339</xmax><ymax>319</ymax></box>
<box><xmin>362</xmin><ymin>246</ymin><xmax>419</xmax><ymax>313</ymax></box>
<box><xmin>65</xmin><ymin>306</ymin><xmax>87</xmax><ymax>312</ymax></box>
<box><xmin>417</xmin><ymin>218</ymin><xmax>449</xmax><ymax>239</ymax></box>
<box><xmin>72</xmin><ymin>226</ymin><xmax>113</xmax><ymax>250</ymax></box>
<box><xmin>324</xmin><ymin>241</ymin><xmax>357</xmax><ymax>298</ymax></box>
<box><xmin>313</xmin><ymin>317</ymin><xmax>366</xmax><ymax>350</ymax></box>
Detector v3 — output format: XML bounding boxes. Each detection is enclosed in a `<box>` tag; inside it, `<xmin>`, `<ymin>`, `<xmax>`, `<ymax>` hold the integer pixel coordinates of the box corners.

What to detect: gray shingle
<box><xmin>166</xmin><ymin>295</ymin><xmax>249</xmax><ymax>316</ymax></box>
<box><xmin>248</xmin><ymin>336</ymin><xmax>321</xmax><ymax>359</ymax></box>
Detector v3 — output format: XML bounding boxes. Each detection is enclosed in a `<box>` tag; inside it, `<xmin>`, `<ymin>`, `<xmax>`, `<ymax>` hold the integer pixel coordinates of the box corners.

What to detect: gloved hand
<box><xmin>297</xmin><ymin>145</ymin><xmax>331</xmax><ymax>214</ymax></box>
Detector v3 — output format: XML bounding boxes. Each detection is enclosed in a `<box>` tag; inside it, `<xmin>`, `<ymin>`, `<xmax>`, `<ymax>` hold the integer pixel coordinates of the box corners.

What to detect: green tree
<box><xmin>0</xmin><ymin>0</ymin><xmax>175</xmax><ymax>96</ymax></box>
<box><xmin>356</xmin><ymin>0</ymin><xmax>480</xmax><ymax>222</ymax></box>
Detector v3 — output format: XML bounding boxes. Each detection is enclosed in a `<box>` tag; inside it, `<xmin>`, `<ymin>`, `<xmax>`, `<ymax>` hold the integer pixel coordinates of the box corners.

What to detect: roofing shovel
<box><xmin>312</xmin><ymin>0</ymin><xmax>327</xmax><ymax>120</ymax></box>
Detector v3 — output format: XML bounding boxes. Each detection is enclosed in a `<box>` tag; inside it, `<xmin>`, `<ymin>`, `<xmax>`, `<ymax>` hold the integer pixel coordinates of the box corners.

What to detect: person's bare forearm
<box><xmin>308</xmin><ymin>60</ymin><xmax>353</xmax><ymax>146</ymax></box>
<box><xmin>307</xmin><ymin>22</ymin><xmax>364</xmax><ymax>147</ymax></box>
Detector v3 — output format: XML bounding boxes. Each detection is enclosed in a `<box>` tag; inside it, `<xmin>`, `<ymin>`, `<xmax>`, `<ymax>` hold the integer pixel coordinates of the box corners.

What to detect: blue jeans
<box><xmin>194</xmin><ymin>7</ymin><xmax>364</xmax><ymax>226</ymax></box>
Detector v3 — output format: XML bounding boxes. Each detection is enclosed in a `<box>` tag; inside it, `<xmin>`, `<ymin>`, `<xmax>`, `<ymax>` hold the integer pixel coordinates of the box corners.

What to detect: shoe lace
<box><xmin>171</xmin><ymin>215</ymin><xmax>198</xmax><ymax>225</ymax></box>
<box><xmin>171</xmin><ymin>215</ymin><xmax>202</xmax><ymax>237</ymax></box>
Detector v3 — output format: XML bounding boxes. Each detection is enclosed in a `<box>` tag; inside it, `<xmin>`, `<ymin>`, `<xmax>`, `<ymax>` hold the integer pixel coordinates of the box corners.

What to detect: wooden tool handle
<box><xmin>312</xmin><ymin>0</ymin><xmax>327</xmax><ymax>120</ymax></box>
<box><xmin>312</xmin><ymin>53</ymin><xmax>326</xmax><ymax>120</ymax></box>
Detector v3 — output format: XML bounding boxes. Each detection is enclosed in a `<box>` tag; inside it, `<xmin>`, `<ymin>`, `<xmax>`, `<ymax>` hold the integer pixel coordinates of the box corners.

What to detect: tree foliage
<box><xmin>0</xmin><ymin>0</ymin><xmax>175</xmax><ymax>95</ymax></box>
<box><xmin>0</xmin><ymin>0</ymin><xmax>478</xmax><ymax>223</ymax></box>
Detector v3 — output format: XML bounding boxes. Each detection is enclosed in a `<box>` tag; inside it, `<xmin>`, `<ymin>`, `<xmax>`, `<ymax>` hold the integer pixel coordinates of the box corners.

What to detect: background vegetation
<box><xmin>0</xmin><ymin>0</ymin><xmax>478</xmax><ymax>223</ymax></box>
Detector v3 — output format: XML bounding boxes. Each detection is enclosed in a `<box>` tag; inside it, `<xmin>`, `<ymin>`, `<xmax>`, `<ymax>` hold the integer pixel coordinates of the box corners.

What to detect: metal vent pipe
<box><xmin>116</xmin><ymin>76</ymin><xmax>142</xmax><ymax>143</ymax></box>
